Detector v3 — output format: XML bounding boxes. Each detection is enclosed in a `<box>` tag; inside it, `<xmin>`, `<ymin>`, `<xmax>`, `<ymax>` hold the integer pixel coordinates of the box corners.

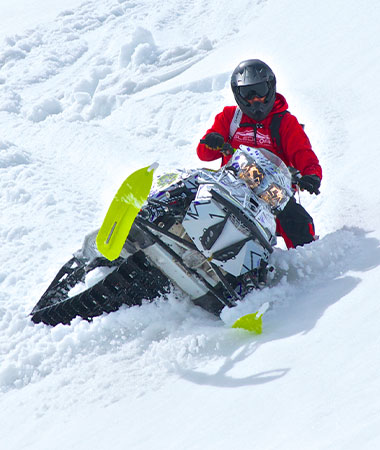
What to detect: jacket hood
<box><xmin>270</xmin><ymin>93</ymin><xmax>288</xmax><ymax>115</ymax></box>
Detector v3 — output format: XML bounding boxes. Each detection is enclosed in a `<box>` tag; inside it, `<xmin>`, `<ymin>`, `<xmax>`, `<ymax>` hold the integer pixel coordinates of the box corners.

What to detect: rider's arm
<box><xmin>197</xmin><ymin>107</ymin><xmax>236</xmax><ymax>163</ymax></box>
<box><xmin>280</xmin><ymin>114</ymin><xmax>322</xmax><ymax>180</ymax></box>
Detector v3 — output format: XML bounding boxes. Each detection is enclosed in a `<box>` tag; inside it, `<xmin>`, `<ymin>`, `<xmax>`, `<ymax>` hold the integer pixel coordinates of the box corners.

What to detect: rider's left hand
<box><xmin>298</xmin><ymin>174</ymin><xmax>321</xmax><ymax>195</ymax></box>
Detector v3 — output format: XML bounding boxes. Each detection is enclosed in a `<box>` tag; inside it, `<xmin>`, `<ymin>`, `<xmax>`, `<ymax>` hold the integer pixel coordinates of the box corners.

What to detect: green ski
<box><xmin>231</xmin><ymin>302</ymin><xmax>270</xmax><ymax>334</ymax></box>
<box><xmin>96</xmin><ymin>163</ymin><xmax>157</xmax><ymax>261</ymax></box>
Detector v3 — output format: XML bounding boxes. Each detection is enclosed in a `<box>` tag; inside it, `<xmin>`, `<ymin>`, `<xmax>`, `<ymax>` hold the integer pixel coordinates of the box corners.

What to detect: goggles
<box><xmin>238</xmin><ymin>82</ymin><xmax>269</xmax><ymax>100</ymax></box>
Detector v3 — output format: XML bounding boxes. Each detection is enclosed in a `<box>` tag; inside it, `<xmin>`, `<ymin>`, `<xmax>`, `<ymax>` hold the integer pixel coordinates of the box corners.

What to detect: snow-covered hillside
<box><xmin>1</xmin><ymin>1</ymin><xmax>380</xmax><ymax>449</ymax></box>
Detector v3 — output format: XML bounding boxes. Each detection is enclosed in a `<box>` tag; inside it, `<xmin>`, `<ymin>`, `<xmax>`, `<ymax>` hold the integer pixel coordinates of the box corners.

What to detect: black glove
<box><xmin>200</xmin><ymin>132</ymin><xmax>225</xmax><ymax>150</ymax></box>
<box><xmin>220</xmin><ymin>142</ymin><xmax>235</xmax><ymax>156</ymax></box>
<box><xmin>298</xmin><ymin>175</ymin><xmax>321</xmax><ymax>195</ymax></box>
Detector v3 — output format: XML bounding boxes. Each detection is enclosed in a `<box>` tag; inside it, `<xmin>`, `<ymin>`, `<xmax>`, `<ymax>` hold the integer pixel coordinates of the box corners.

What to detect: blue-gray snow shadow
<box><xmin>175</xmin><ymin>227</ymin><xmax>380</xmax><ymax>388</ymax></box>
<box><xmin>173</xmin><ymin>341</ymin><xmax>289</xmax><ymax>387</ymax></box>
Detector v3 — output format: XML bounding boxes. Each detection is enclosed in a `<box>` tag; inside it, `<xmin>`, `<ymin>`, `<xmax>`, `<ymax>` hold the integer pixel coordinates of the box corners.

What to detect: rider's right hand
<box><xmin>200</xmin><ymin>132</ymin><xmax>225</xmax><ymax>150</ymax></box>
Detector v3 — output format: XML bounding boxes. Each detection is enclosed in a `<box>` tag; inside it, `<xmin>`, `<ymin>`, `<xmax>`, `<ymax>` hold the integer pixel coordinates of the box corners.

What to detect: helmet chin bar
<box><xmin>242</xmin><ymin>99</ymin><xmax>266</xmax><ymax>120</ymax></box>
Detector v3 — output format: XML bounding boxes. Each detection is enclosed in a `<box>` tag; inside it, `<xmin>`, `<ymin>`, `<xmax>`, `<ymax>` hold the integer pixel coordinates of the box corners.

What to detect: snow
<box><xmin>1</xmin><ymin>0</ymin><xmax>380</xmax><ymax>449</ymax></box>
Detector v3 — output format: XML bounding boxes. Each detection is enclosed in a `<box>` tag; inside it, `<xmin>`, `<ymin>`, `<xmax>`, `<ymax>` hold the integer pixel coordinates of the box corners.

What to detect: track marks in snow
<box><xmin>0</xmin><ymin>1</ymin><xmax>124</xmax><ymax>118</ymax></box>
<box><xmin>0</xmin><ymin>1</ymin><xmax>215</xmax><ymax>122</ymax></box>
<box><xmin>66</xmin><ymin>26</ymin><xmax>214</xmax><ymax>121</ymax></box>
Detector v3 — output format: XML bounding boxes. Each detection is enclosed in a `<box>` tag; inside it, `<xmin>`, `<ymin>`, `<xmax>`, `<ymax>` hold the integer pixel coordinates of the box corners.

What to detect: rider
<box><xmin>197</xmin><ymin>59</ymin><xmax>322</xmax><ymax>248</ymax></box>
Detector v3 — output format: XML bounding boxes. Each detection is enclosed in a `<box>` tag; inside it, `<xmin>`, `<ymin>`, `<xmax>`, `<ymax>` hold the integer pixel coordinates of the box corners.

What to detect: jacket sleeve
<box><xmin>196</xmin><ymin>107</ymin><xmax>235</xmax><ymax>162</ymax></box>
<box><xmin>280</xmin><ymin>114</ymin><xmax>322</xmax><ymax>179</ymax></box>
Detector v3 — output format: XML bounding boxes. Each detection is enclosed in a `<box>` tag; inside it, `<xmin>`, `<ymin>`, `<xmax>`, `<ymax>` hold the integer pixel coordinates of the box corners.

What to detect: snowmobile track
<box><xmin>31</xmin><ymin>251</ymin><xmax>171</xmax><ymax>326</ymax></box>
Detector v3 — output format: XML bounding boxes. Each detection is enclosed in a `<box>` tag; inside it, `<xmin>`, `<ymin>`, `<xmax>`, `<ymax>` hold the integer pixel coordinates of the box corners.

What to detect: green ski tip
<box><xmin>96</xmin><ymin>163</ymin><xmax>157</xmax><ymax>261</ymax></box>
<box><xmin>232</xmin><ymin>312</ymin><xmax>263</xmax><ymax>334</ymax></box>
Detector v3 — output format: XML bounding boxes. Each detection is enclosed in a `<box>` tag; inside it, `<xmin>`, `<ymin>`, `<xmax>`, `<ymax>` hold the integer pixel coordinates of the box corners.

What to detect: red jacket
<box><xmin>197</xmin><ymin>93</ymin><xmax>322</xmax><ymax>179</ymax></box>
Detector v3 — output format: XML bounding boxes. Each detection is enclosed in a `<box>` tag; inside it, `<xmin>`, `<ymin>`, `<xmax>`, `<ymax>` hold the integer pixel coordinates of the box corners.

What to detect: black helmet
<box><xmin>231</xmin><ymin>59</ymin><xmax>276</xmax><ymax>121</ymax></box>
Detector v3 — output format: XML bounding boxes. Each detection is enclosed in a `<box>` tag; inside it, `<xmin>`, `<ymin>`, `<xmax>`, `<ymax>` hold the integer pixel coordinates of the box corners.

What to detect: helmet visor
<box><xmin>238</xmin><ymin>82</ymin><xmax>269</xmax><ymax>100</ymax></box>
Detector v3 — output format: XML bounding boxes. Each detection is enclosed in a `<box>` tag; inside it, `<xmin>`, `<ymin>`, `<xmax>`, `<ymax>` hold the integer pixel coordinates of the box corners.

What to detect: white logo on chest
<box><xmin>234</xmin><ymin>129</ymin><xmax>272</xmax><ymax>146</ymax></box>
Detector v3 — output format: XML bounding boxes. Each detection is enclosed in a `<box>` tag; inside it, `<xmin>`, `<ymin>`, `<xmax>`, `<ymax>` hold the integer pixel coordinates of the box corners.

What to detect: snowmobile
<box><xmin>31</xmin><ymin>146</ymin><xmax>296</xmax><ymax>328</ymax></box>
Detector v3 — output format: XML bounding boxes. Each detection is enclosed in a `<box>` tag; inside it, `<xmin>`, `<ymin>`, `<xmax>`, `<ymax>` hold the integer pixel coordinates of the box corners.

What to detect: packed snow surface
<box><xmin>1</xmin><ymin>1</ymin><xmax>380</xmax><ymax>449</ymax></box>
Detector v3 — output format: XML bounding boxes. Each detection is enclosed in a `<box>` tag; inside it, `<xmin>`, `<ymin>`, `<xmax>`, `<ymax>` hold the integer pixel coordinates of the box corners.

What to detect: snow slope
<box><xmin>1</xmin><ymin>0</ymin><xmax>380</xmax><ymax>449</ymax></box>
